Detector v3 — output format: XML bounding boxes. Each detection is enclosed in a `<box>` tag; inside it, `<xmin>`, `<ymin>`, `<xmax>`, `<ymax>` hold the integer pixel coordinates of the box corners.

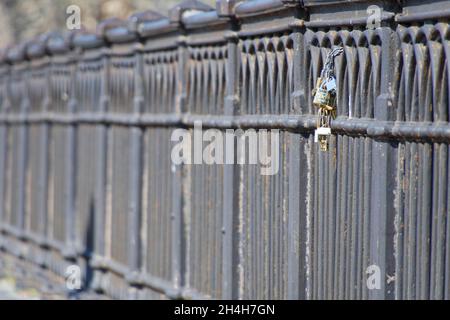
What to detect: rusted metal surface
<box><xmin>0</xmin><ymin>0</ymin><xmax>450</xmax><ymax>300</ymax></box>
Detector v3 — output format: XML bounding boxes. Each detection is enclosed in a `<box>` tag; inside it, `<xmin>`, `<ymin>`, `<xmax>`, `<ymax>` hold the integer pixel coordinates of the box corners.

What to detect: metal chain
<box><xmin>317</xmin><ymin>46</ymin><xmax>343</xmax><ymax>129</ymax></box>
<box><xmin>317</xmin><ymin>108</ymin><xmax>332</xmax><ymax>128</ymax></box>
<box><xmin>320</xmin><ymin>46</ymin><xmax>344</xmax><ymax>81</ymax></box>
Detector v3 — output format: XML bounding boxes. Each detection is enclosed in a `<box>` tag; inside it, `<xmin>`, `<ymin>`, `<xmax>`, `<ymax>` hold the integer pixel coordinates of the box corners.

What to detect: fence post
<box><xmin>171</xmin><ymin>22</ymin><xmax>187</xmax><ymax>301</ymax></box>
<box><xmin>39</xmin><ymin>61</ymin><xmax>51</xmax><ymax>260</ymax></box>
<box><xmin>14</xmin><ymin>46</ymin><xmax>30</xmax><ymax>242</ymax></box>
<box><xmin>127</xmin><ymin>29</ymin><xmax>145</xmax><ymax>298</ymax></box>
<box><xmin>368</xmin><ymin>23</ymin><xmax>398</xmax><ymax>300</ymax></box>
<box><xmin>93</xmin><ymin>44</ymin><xmax>110</xmax><ymax>292</ymax></box>
<box><xmin>63</xmin><ymin>44</ymin><xmax>79</xmax><ymax>263</ymax></box>
<box><xmin>219</xmin><ymin>0</ymin><xmax>240</xmax><ymax>300</ymax></box>
<box><xmin>287</xmin><ymin>5</ymin><xmax>307</xmax><ymax>299</ymax></box>
<box><xmin>0</xmin><ymin>60</ymin><xmax>8</xmax><ymax>234</ymax></box>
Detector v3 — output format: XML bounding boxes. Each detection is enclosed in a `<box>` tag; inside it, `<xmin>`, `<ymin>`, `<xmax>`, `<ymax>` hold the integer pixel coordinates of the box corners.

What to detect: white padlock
<box><xmin>314</xmin><ymin>126</ymin><xmax>331</xmax><ymax>143</ymax></box>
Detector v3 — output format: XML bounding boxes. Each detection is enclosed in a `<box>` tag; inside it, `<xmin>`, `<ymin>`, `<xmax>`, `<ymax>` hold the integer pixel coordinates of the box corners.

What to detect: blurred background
<box><xmin>0</xmin><ymin>0</ymin><xmax>216</xmax><ymax>45</ymax></box>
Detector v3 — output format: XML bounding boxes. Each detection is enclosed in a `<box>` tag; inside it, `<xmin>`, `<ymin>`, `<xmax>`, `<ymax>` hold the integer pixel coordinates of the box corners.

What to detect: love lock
<box><xmin>312</xmin><ymin>47</ymin><xmax>343</xmax><ymax>152</ymax></box>
<box><xmin>314</xmin><ymin>126</ymin><xmax>331</xmax><ymax>152</ymax></box>
<box><xmin>312</xmin><ymin>77</ymin><xmax>337</xmax><ymax>113</ymax></box>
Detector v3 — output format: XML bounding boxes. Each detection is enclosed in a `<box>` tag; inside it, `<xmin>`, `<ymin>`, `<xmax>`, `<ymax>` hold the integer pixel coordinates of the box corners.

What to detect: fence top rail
<box><xmin>0</xmin><ymin>0</ymin><xmax>449</xmax><ymax>66</ymax></box>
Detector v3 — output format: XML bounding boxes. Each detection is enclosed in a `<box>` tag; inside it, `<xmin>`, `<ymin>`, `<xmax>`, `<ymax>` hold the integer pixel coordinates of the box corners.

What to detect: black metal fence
<box><xmin>0</xmin><ymin>0</ymin><xmax>450</xmax><ymax>300</ymax></box>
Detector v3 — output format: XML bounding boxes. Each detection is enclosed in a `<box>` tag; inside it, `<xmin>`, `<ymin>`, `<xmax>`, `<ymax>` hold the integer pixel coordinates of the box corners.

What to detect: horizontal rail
<box><xmin>1</xmin><ymin>112</ymin><xmax>450</xmax><ymax>142</ymax></box>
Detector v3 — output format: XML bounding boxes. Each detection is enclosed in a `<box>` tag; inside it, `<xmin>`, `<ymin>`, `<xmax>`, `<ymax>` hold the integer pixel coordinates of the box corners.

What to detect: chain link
<box><xmin>316</xmin><ymin>46</ymin><xmax>343</xmax><ymax>130</ymax></box>
<box><xmin>320</xmin><ymin>47</ymin><xmax>344</xmax><ymax>81</ymax></box>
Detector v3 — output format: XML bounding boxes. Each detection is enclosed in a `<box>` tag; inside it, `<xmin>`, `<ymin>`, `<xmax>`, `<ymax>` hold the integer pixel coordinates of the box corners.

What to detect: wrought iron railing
<box><xmin>0</xmin><ymin>0</ymin><xmax>450</xmax><ymax>300</ymax></box>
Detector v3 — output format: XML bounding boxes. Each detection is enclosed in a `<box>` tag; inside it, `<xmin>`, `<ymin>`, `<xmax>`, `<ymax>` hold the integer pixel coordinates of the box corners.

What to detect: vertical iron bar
<box><xmin>222</xmin><ymin>30</ymin><xmax>240</xmax><ymax>300</ymax></box>
<box><xmin>127</xmin><ymin>46</ymin><xmax>144</xmax><ymax>296</ymax></box>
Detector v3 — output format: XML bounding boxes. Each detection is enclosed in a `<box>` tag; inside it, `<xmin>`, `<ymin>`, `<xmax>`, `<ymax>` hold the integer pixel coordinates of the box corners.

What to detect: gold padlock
<box><xmin>312</xmin><ymin>77</ymin><xmax>337</xmax><ymax>114</ymax></box>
